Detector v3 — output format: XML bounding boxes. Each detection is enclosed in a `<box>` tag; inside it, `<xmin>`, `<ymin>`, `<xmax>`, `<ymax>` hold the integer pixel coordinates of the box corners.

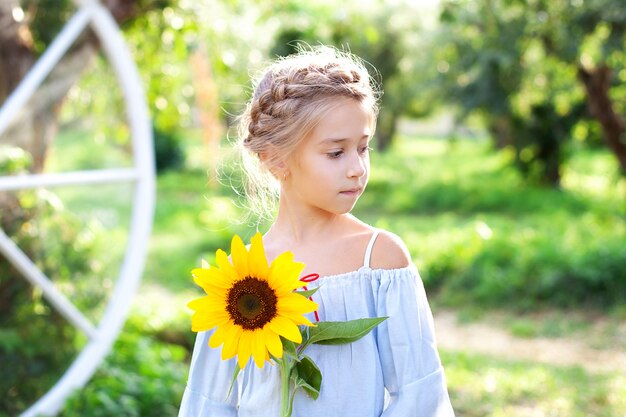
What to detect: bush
<box><xmin>60</xmin><ymin>332</ymin><xmax>187</xmax><ymax>417</ymax></box>
<box><xmin>360</xmin><ymin>138</ymin><xmax>626</xmax><ymax>310</ymax></box>
<box><xmin>422</xmin><ymin>215</ymin><xmax>626</xmax><ymax>310</ymax></box>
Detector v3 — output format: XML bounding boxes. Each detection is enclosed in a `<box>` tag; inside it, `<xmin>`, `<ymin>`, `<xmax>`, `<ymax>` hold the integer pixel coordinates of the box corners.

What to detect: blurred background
<box><xmin>1</xmin><ymin>0</ymin><xmax>625</xmax><ymax>416</ymax></box>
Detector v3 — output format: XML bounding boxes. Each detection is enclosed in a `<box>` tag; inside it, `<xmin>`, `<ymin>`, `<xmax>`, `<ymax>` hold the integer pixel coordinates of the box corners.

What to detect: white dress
<box><xmin>179</xmin><ymin>231</ymin><xmax>455</xmax><ymax>417</ymax></box>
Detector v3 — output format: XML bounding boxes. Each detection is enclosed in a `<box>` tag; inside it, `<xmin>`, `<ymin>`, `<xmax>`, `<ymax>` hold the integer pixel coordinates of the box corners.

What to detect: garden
<box><xmin>1</xmin><ymin>0</ymin><xmax>626</xmax><ymax>416</ymax></box>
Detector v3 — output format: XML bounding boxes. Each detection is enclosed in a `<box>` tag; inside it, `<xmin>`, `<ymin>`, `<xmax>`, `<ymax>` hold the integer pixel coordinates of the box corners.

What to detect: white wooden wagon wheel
<box><xmin>0</xmin><ymin>1</ymin><xmax>155</xmax><ymax>416</ymax></box>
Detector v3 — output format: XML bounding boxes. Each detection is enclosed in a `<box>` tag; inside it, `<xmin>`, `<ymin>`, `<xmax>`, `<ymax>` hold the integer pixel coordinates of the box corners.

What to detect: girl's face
<box><xmin>284</xmin><ymin>98</ymin><xmax>373</xmax><ymax>215</ymax></box>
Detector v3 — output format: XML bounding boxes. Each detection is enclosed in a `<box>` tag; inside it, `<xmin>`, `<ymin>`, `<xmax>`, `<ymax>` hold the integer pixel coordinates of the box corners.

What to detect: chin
<box><xmin>336</xmin><ymin>204</ymin><xmax>358</xmax><ymax>215</ymax></box>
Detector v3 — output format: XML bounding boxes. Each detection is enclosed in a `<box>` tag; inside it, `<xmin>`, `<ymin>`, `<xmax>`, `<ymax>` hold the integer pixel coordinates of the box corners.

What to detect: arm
<box><xmin>178</xmin><ymin>329</ymin><xmax>239</xmax><ymax>417</ymax></box>
<box><xmin>372</xmin><ymin>233</ymin><xmax>455</xmax><ymax>417</ymax></box>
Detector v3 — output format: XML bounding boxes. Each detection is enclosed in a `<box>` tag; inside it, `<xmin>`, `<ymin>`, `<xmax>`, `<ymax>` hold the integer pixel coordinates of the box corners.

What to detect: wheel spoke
<box><xmin>0</xmin><ymin>228</ymin><xmax>98</xmax><ymax>339</ymax></box>
<box><xmin>0</xmin><ymin>168</ymin><xmax>139</xmax><ymax>191</ymax></box>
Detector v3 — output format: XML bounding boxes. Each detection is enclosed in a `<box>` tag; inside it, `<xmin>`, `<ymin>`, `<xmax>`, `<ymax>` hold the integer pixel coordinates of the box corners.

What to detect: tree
<box><xmin>434</xmin><ymin>0</ymin><xmax>626</xmax><ymax>185</ymax></box>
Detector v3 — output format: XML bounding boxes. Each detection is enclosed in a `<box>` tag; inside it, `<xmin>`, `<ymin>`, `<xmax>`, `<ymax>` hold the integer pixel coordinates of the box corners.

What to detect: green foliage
<box><xmin>60</xmin><ymin>331</ymin><xmax>187</xmax><ymax>417</ymax></box>
<box><xmin>153</xmin><ymin>126</ymin><xmax>185</xmax><ymax>174</ymax></box>
<box><xmin>20</xmin><ymin>0</ymin><xmax>75</xmax><ymax>54</ymax></box>
<box><xmin>426</xmin><ymin>219</ymin><xmax>626</xmax><ymax>309</ymax></box>
<box><xmin>292</xmin><ymin>355</ymin><xmax>321</xmax><ymax>400</ymax></box>
<box><xmin>0</xmin><ymin>145</ymin><xmax>32</xmax><ymax>173</ymax></box>
<box><xmin>302</xmin><ymin>317</ymin><xmax>387</xmax><ymax>347</ymax></box>
<box><xmin>434</xmin><ymin>0</ymin><xmax>626</xmax><ymax>185</ymax></box>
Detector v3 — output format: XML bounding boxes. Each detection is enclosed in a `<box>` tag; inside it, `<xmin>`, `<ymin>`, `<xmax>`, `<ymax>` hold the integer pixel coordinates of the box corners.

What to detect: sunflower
<box><xmin>188</xmin><ymin>232</ymin><xmax>318</xmax><ymax>369</ymax></box>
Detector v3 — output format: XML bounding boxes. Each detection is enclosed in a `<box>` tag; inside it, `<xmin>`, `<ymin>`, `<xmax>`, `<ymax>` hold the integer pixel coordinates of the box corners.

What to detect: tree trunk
<box><xmin>487</xmin><ymin>116</ymin><xmax>514</xmax><ymax>150</ymax></box>
<box><xmin>376</xmin><ymin>108</ymin><xmax>398</xmax><ymax>151</ymax></box>
<box><xmin>578</xmin><ymin>65</ymin><xmax>626</xmax><ymax>174</ymax></box>
<box><xmin>0</xmin><ymin>0</ymin><xmax>38</xmax><ymax>160</ymax></box>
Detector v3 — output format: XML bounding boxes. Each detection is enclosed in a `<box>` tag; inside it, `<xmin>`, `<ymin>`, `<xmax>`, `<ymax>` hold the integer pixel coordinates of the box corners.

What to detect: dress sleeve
<box><xmin>178</xmin><ymin>329</ymin><xmax>239</xmax><ymax>417</ymax></box>
<box><xmin>375</xmin><ymin>266</ymin><xmax>455</xmax><ymax>417</ymax></box>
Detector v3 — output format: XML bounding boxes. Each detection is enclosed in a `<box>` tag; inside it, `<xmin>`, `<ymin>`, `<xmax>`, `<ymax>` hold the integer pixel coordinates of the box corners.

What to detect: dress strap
<box><xmin>363</xmin><ymin>230</ymin><xmax>380</xmax><ymax>268</ymax></box>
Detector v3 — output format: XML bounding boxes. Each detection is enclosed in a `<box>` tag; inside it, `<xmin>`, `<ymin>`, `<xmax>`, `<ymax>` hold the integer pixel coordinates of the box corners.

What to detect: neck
<box><xmin>268</xmin><ymin>197</ymin><xmax>349</xmax><ymax>244</ymax></box>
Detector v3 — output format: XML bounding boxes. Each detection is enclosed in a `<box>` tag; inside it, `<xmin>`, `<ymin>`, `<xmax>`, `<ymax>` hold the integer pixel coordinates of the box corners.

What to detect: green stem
<box><xmin>278</xmin><ymin>358</ymin><xmax>291</xmax><ymax>417</ymax></box>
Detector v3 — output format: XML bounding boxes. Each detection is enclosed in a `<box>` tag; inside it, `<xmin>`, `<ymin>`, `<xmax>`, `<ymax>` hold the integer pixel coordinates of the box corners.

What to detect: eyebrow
<box><xmin>320</xmin><ymin>135</ymin><xmax>371</xmax><ymax>144</ymax></box>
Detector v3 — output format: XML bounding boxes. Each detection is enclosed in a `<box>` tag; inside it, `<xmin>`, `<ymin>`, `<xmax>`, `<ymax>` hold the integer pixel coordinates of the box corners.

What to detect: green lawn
<box><xmin>442</xmin><ymin>350</ymin><xmax>626</xmax><ymax>417</ymax></box>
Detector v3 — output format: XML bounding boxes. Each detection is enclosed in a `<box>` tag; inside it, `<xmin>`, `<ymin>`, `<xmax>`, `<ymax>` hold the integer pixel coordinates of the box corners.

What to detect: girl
<box><xmin>179</xmin><ymin>47</ymin><xmax>455</xmax><ymax>417</ymax></box>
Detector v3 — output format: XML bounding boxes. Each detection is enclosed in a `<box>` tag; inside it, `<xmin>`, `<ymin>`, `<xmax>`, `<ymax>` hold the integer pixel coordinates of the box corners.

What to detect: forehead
<box><xmin>308</xmin><ymin>99</ymin><xmax>374</xmax><ymax>143</ymax></box>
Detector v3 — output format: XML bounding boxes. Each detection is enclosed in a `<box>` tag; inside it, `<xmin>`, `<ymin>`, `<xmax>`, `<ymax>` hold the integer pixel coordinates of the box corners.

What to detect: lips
<box><xmin>340</xmin><ymin>187</ymin><xmax>362</xmax><ymax>195</ymax></box>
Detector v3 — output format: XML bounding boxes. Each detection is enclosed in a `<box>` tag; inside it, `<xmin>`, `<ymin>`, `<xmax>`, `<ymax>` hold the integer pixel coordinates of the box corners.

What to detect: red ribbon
<box><xmin>299</xmin><ymin>273</ymin><xmax>320</xmax><ymax>322</ymax></box>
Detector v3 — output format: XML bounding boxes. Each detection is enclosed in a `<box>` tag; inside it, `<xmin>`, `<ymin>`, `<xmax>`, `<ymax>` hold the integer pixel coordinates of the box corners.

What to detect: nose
<box><xmin>347</xmin><ymin>150</ymin><xmax>367</xmax><ymax>178</ymax></box>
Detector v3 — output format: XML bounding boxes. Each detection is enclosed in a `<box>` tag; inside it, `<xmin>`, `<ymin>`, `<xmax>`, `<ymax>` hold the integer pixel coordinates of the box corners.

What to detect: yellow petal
<box><xmin>209</xmin><ymin>325</ymin><xmax>229</xmax><ymax>348</ymax></box>
<box><xmin>268</xmin><ymin>315</ymin><xmax>302</xmax><ymax>344</ymax></box>
<box><xmin>216</xmin><ymin>249</ymin><xmax>240</xmax><ymax>282</ymax></box>
<box><xmin>289</xmin><ymin>314</ymin><xmax>316</xmax><ymax>327</ymax></box>
<box><xmin>277</xmin><ymin>293</ymin><xmax>318</xmax><ymax>315</ymax></box>
<box><xmin>187</xmin><ymin>296</ymin><xmax>226</xmax><ymax>313</ymax></box>
<box><xmin>264</xmin><ymin>325</ymin><xmax>283</xmax><ymax>358</ymax></box>
<box><xmin>191</xmin><ymin>311</ymin><xmax>230</xmax><ymax>332</ymax></box>
<box><xmin>192</xmin><ymin>267</ymin><xmax>232</xmax><ymax>291</ymax></box>
<box><xmin>186</xmin><ymin>297</ymin><xmax>211</xmax><ymax>312</ymax></box>
<box><xmin>268</xmin><ymin>254</ymin><xmax>306</xmax><ymax>292</ymax></box>
<box><xmin>248</xmin><ymin>232</ymin><xmax>269</xmax><ymax>279</ymax></box>
<box><xmin>231</xmin><ymin>235</ymin><xmax>249</xmax><ymax>279</ymax></box>
<box><xmin>237</xmin><ymin>331</ymin><xmax>253</xmax><ymax>369</ymax></box>
<box><xmin>251</xmin><ymin>329</ymin><xmax>266</xmax><ymax>369</ymax></box>
<box><xmin>267</xmin><ymin>251</ymin><xmax>294</xmax><ymax>287</ymax></box>
<box><xmin>221</xmin><ymin>323</ymin><xmax>243</xmax><ymax>360</ymax></box>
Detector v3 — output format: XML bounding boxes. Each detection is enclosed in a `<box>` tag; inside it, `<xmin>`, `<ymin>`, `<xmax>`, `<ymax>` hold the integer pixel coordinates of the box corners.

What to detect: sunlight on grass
<box><xmin>442</xmin><ymin>350</ymin><xmax>626</xmax><ymax>417</ymax></box>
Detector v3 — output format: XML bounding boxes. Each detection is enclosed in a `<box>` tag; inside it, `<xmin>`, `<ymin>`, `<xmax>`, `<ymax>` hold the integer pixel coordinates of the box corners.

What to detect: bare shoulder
<box><xmin>369</xmin><ymin>229</ymin><xmax>412</xmax><ymax>270</ymax></box>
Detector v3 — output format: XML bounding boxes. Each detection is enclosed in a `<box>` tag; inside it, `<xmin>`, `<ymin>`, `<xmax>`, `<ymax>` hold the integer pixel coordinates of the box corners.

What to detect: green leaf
<box><xmin>227</xmin><ymin>362</ymin><xmax>241</xmax><ymax>398</ymax></box>
<box><xmin>307</xmin><ymin>317</ymin><xmax>388</xmax><ymax>346</ymax></box>
<box><xmin>292</xmin><ymin>355</ymin><xmax>322</xmax><ymax>400</ymax></box>
<box><xmin>294</xmin><ymin>287</ymin><xmax>319</xmax><ymax>298</ymax></box>
<box><xmin>281</xmin><ymin>337</ymin><xmax>298</xmax><ymax>359</ymax></box>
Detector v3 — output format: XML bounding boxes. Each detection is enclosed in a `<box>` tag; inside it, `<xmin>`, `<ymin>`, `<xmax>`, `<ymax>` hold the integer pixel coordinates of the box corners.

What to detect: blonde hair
<box><xmin>236</xmin><ymin>46</ymin><xmax>380</xmax><ymax>220</ymax></box>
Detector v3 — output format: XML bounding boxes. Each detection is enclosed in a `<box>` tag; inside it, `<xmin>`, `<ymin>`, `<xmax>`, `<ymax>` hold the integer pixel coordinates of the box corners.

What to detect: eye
<box><xmin>358</xmin><ymin>145</ymin><xmax>372</xmax><ymax>155</ymax></box>
<box><xmin>327</xmin><ymin>150</ymin><xmax>343</xmax><ymax>159</ymax></box>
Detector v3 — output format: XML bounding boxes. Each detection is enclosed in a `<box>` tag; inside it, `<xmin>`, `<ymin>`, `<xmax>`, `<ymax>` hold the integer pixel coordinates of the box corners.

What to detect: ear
<box><xmin>273</xmin><ymin>160</ymin><xmax>290</xmax><ymax>181</ymax></box>
<box><xmin>259</xmin><ymin>150</ymin><xmax>290</xmax><ymax>180</ymax></box>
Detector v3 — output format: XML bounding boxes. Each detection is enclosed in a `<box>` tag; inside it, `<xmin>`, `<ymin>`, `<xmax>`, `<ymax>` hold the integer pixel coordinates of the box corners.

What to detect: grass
<box><xmin>442</xmin><ymin>350</ymin><xmax>626</xmax><ymax>417</ymax></box>
<box><xmin>39</xmin><ymin>128</ymin><xmax>626</xmax><ymax>416</ymax></box>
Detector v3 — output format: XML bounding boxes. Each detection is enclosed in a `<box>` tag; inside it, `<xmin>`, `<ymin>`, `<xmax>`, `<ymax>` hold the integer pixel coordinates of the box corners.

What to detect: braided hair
<box><xmin>236</xmin><ymin>46</ymin><xmax>380</xmax><ymax>219</ymax></box>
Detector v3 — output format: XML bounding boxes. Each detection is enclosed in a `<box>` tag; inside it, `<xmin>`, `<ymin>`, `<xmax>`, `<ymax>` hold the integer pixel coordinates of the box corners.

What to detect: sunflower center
<box><xmin>226</xmin><ymin>277</ymin><xmax>278</xmax><ymax>330</ymax></box>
